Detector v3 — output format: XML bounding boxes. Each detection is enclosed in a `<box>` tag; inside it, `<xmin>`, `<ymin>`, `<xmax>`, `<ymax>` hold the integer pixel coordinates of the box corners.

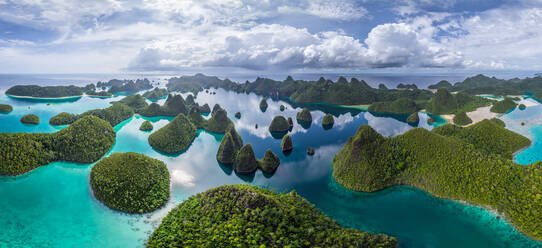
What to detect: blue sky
<box><xmin>0</xmin><ymin>0</ymin><xmax>540</xmax><ymax>73</ymax></box>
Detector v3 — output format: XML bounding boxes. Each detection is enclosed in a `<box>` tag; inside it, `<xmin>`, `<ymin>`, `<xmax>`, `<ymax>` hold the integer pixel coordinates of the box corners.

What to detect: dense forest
<box><xmin>142</xmin><ymin>87</ymin><xmax>169</xmax><ymax>100</ymax></box>
<box><xmin>148</xmin><ymin>114</ymin><xmax>197</xmax><ymax>153</ymax></box>
<box><xmin>425</xmin><ymin>88</ymin><xmax>492</xmax><ymax>115</ymax></box>
<box><xmin>147</xmin><ymin>185</ymin><xmax>397</xmax><ymax>247</ymax></box>
<box><xmin>0</xmin><ymin>116</ymin><xmax>115</xmax><ymax>176</ymax></box>
<box><xmin>0</xmin><ymin>104</ymin><xmax>13</xmax><ymax>112</ymax></box>
<box><xmin>90</xmin><ymin>152</ymin><xmax>170</xmax><ymax>213</ymax></box>
<box><xmin>49</xmin><ymin>103</ymin><xmax>134</xmax><ymax>127</ymax></box>
<box><xmin>6</xmin><ymin>85</ymin><xmax>83</xmax><ymax>97</ymax></box>
<box><xmin>97</xmin><ymin>79</ymin><xmax>153</xmax><ymax>93</ymax></box>
<box><xmin>332</xmin><ymin>120</ymin><xmax>541</xmax><ymax>240</ymax></box>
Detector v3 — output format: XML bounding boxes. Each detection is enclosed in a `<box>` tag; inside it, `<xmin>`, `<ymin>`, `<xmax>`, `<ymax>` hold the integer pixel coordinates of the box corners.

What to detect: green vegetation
<box><xmin>0</xmin><ymin>116</ymin><xmax>115</xmax><ymax>176</ymax></box>
<box><xmin>288</xmin><ymin>117</ymin><xmax>294</xmax><ymax>128</ymax></box>
<box><xmin>20</xmin><ymin>114</ymin><xmax>40</xmax><ymax>124</ymax></box>
<box><xmin>86</xmin><ymin>90</ymin><xmax>113</xmax><ymax>97</ymax></box>
<box><xmin>90</xmin><ymin>152</ymin><xmax>169</xmax><ymax>213</ymax></box>
<box><xmin>258</xmin><ymin>149</ymin><xmax>280</xmax><ymax>174</ymax></box>
<box><xmin>428</xmin><ymin>80</ymin><xmax>453</xmax><ymax>89</ymax></box>
<box><xmin>490</xmin><ymin>97</ymin><xmax>517</xmax><ymax>113</ymax></box>
<box><xmin>140</xmin><ymin>94</ymin><xmax>188</xmax><ymax>117</ymax></box>
<box><xmin>280</xmin><ymin>104</ymin><xmax>285</xmax><ymax>111</ymax></box>
<box><xmin>0</xmin><ymin>104</ymin><xmax>13</xmax><ymax>112</ymax></box>
<box><xmin>519</xmin><ymin>104</ymin><xmax>526</xmax><ymax>110</ymax></box>
<box><xmin>148</xmin><ymin>114</ymin><xmax>197</xmax><ymax>153</ymax></box>
<box><xmin>296</xmin><ymin>108</ymin><xmax>312</xmax><ymax>122</ymax></box>
<box><xmin>117</xmin><ymin>94</ymin><xmax>148</xmax><ymax>113</ymax></box>
<box><xmin>142</xmin><ymin>88</ymin><xmax>168</xmax><ymax>100</ymax></box>
<box><xmin>332</xmin><ymin>121</ymin><xmax>540</xmax><ymax>240</ymax></box>
<box><xmin>452</xmin><ymin>111</ymin><xmax>472</xmax><ymax>126</ymax></box>
<box><xmin>233</xmin><ymin>144</ymin><xmax>259</xmax><ymax>174</ymax></box>
<box><xmin>426</xmin><ymin>88</ymin><xmax>491</xmax><ymax>115</ymax></box>
<box><xmin>6</xmin><ymin>85</ymin><xmax>83</xmax><ymax>97</ymax></box>
<box><xmin>307</xmin><ymin>147</ymin><xmax>315</xmax><ymax>156</ymax></box>
<box><xmin>322</xmin><ymin>113</ymin><xmax>334</xmax><ymax>126</ymax></box>
<box><xmin>216</xmin><ymin>127</ymin><xmax>243</xmax><ymax>164</ymax></box>
<box><xmin>191</xmin><ymin>106</ymin><xmax>233</xmax><ymax>134</ymax></box>
<box><xmin>406</xmin><ymin>112</ymin><xmax>419</xmax><ymax>124</ymax></box>
<box><xmin>259</xmin><ymin>98</ymin><xmax>268</xmax><ymax>111</ymax></box>
<box><xmin>147</xmin><ymin>184</ymin><xmax>396</xmax><ymax>248</ymax></box>
<box><xmin>139</xmin><ymin>120</ymin><xmax>153</xmax><ymax>131</ymax></box>
<box><xmin>98</xmin><ymin>79</ymin><xmax>152</xmax><ymax>93</ymax></box>
<box><xmin>269</xmin><ymin>116</ymin><xmax>290</xmax><ymax>132</ymax></box>
<box><xmin>166</xmin><ymin>74</ymin><xmax>238</xmax><ymax>93</ymax></box>
<box><xmin>281</xmin><ymin>134</ymin><xmax>293</xmax><ymax>152</ymax></box>
<box><xmin>199</xmin><ymin>103</ymin><xmax>211</xmax><ymax>113</ymax></box>
<box><xmin>49</xmin><ymin>103</ymin><xmax>134</xmax><ymax>127</ymax></box>
<box><xmin>397</xmin><ymin>83</ymin><xmax>417</xmax><ymax>90</ymax></box>
<box><xmin>368</xmin><ymin>98</ymin><xmax>420</xmax><ymax>114</ymax></box>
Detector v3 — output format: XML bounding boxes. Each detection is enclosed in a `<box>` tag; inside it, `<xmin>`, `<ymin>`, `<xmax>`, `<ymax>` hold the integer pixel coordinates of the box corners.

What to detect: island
<box><xmin>216</xmin><ymin>127</ymin><xmax>281</xmax><ymax>174</ymax></box>
<box><xmin>146</xmin><ymin>185</ymin><xmax>396</xmax><ymax>247</ymax></box>
<box><xmin>20</xmin><ymin>114</ymin><xmax>40</xmax><ymax>124</ymax></box>
<box><xmin>490</xmin><ymin>97</ymin><xmax>517</xmax><ymax>113</ymax></box>
<box><xmin>190</xmin><ymin>105</ymin><xmax>233</xmax><ymax>133</ymax></box>
<box><xmin>90</xmin><ymin>152</ymin><xmax>170</xmax><ymax>213</ymax></box>
<box><xmin>142</xmin><ymin>87</ymin><xmax>168</xmax><ymax>100</ymax></box>
<box><xmin>268</xmin><ymin>116</ymin><xmax>290</xmax><ymax>132</ymax></box>
<box><xmin>281</xmin><ymin>134</ymin><xmax>293</xmax><ymax>152</ymax></box>
<box><xmin>332</xmin><ymin>119</ymin><xmax>541</xmax><ymax>240</ymax></box>
<box><xmin>368</xmin><ymin>98</ymin><xmax>420</xmax><ymax>114</ymax></box>
<box><xmin>139</xmin><ymin>120</ymin><xmax>153</xmax><ymax>131</ymax></box>
<box><xmin>453</xmin><ymin>111</ymin><xmax>472</xmax><ymax>126</ymax></box>
<box><xmin>427</xmin><ymin>80</ymin><xmax>452</xmax><ymax>89</ymax></box>
<box><xmin>0</xmin><ymin>115</ymin><xmax>115</xmax><ymax>176</ymax></box>
<box><xmin>49</xmin><ymin>103</ymin><xmax>134</xmax><ymax>127</ymax></box>
<box><xmin>117</xmin><ymin>94</ymin><xmax>148</xmax><ymax>113</ymax></box>
<box><xmin>259</xmin><ymin>98</ymin><xmax>268</xmax><ymax>112</ymax></box>
<box><xmin>322</xmin><ymin>113</ymin><xmax>335</xmax><ymax>129</ymax></box>
<box><xmin>425</xmin><ymin>88</ymin><xmax>492</xmax><ymax>115</ymax></box>
<box><xmin>97</xmin><ymin>79</ymin><xmax>153</xmax><ymax>93</ymax></box>
<box><xmin>0</xmin><ymin>104</ymin><xmax>13</xmax><ymax>113</ymax></box>
<box><xmin>307</xmin><ymin>147</ymin><xmax>315</xmax><ymax>155</ymax></box>
<box><xmin>6</xmin><ymin>85</ymin><xmax>83</xmax><ymax>98</ymax></box>
<box><xmin>406</xmin><ymin>112</ymin><xmax>419</xmax><ymax>124</ymax></box>
<box><xmin>148</xmin><ymin>114</ymin><xmax>197</xmax><ymax>153</ymax></box>
<box><xmin>86</xmin><ymin>90</ymin><xmax>113</xmax><ymax>97</ymax></box>
<box><xmin>140</xmin><ymin>94</ymin><xmax>188</xmax><ymax>117</ymax></box>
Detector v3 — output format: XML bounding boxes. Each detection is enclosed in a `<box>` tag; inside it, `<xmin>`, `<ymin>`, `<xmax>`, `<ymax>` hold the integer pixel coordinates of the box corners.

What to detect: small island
<box><xmin>139</xmin><ymin>120</ymin><xmax>153</xmax><ymax>131</ymax></box>
<box><xmin>322</xmin><ymin>113</ymin><xmax>334</xmax><ymax>129</ymax></box>
<box><xmin>0</xmin><ymin>104</ymin><xmax>13</xmax><ymax>113</ymax></box>
<box><xmin>259</xmin><ymin>149</ymin><xmax>280</xmax><ymax>174</ymax></box>
<box><xmin>20</xmin><ymin>114</ymin><xmax>40</xmax><ymax>124</ymax></box>
<box><xmin>490</xmin><ymin>97</ymin><xmax>517</xmax><ymax>113</ymax></box>
<box><xmin>6</xmin><ymin>85</ymin><xmax>83</xmax><ymax>98</ymax></box>
<box><xmin>281</xmin><ymin>134</ymin><xmax>293</xmax><ymax>152</ymax></box>
<box><xmin>148</xmin><ymin>114</ymin><xmax>197</xmax><ymax>153</ymax></box>
<box><xmin>49</xmin><ymin>103</ymin><xmax>134</xmax><ymax>127</ymax></box>
<box><xmin>233</xmin><ymin>143</ymin><xmax>259</xmax><ymax>174</ymax></box>
<box><xmin>519</xmin><ymin>103</ymin><xmax>526</xmax><ymax>110</ymax></box>
<box><xmin>259</xmin><ymin>98</ymin><xmax>268</xmax><ymax>112</ymax></box>
<box><xmin>146</xmin><ymin>185</ymin><xmax>396</xmax><ymax>247</ymax></box>
<box><xmin>268</xmin><ymin>116</ymin><xmax>290</xmax><ymax>133</ymax></box>
<box><xmin>307</xmin><ymin>147</ymin><xmax>315</xmax><ymax>156</ymax></box>
<box><xmin>406</xmin><ymin>112</ymin><xmax>419</xmax><ymax>124</ymax></box>
<box><xmin>453</xmin><ymin>111</ymin><xmax>472</xmax><ymax>126</ymax></box>
<box><xmin>216</xmin><ymin>127</ymin><xmax>244</xmax><ymax>164</ymax></box>
<box><xmin>0</xmin><ymin>116</ymin><xmax>116</xmax><ymax>176</ymax></box>
<box><xmin>234</xmin><ymin>112</ymin><xmax>241</xmax><ymax>119</ymax></box>
<box><xmin>296</xmin><ymin>107</ymin><xmax>312</xmax><ymax>122</ymax></box>
<box><xmin>142</xmin><ymin>87</ymin><xmax>168</xmax><ymax>100</ymax></box>
<box><xmin>90</xmin><ymin>152</ymin><xmax>170</xmax><ymax>213</ymax></box>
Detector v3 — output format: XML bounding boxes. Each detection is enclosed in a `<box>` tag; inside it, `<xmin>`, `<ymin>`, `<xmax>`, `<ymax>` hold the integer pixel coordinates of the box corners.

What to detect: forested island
<box><xmin>0</xmin><ymin>116</ymin><xmax>115</xmax><ymax>176</ymax></box>
<box><xmin>6</xmin><ymin>85</ymin><xmax>84</xmax><ymax>98</ymax></box>
<box><xmin>97</xmin><ymin>79</ymin><xmax>152</xmax><ymax>93</ymax></box>
<box><xmin>332</xmin><ymin>119</ymin><xmax>541</xmax><ymax>240</ymax></box>
<box><xmin>49</xmin><ymin>103</ymin><xmax>133</xmax><ymax>127</ymax></box>
<box><xmin>146</xmin><ymin>184</ymin><xmax>397</xmax><ymax>247</ymax></box>
<box><xmin>90</xmin><ymin>152</ymin><xmax>170</xmax><ymax>213</ymax></box>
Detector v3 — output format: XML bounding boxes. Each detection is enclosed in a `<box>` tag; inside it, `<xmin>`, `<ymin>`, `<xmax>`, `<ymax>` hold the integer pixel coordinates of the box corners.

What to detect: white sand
<box><xmin>440</xmin><ymin>105</ymin><xmax>498</xmax><ymax>127</ymax></box>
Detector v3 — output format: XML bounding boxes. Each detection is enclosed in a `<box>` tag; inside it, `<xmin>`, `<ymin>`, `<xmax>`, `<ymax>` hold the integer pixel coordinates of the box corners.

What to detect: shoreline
<box><xmin>337</xmin><ymin>104</ymin><xmax>370</xmax><ymax>111</ymax></box>
<box><xmin>6</xmin><ymin>94</ymin><xmax>83</xmax><ymax>100</ymax></box>
<box><xmin>440</xmin><ymin>105</ymin><xmax>498</xmax><ymax>127</ymax></box>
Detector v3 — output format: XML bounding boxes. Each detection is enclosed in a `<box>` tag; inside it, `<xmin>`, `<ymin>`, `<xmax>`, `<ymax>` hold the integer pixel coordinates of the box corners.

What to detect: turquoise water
<box><xmin>1</xmin><ymin>88</ymin><xmax>541</xmax><ymax>248</ymax></box>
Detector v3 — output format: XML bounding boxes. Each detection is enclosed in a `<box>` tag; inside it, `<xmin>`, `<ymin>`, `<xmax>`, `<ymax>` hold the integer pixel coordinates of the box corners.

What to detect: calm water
<box><xmin>1</xmin><ymin>76</ymin><xmax>542</xmax><ymax>247</ymax></box>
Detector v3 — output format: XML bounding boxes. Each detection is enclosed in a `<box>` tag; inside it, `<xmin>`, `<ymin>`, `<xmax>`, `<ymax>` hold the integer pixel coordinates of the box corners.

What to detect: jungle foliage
<box><xmin>49</xmin><ymin>103</ymin><xmax>134</xmax><ymax>127</ymax></box>
<box><xmin>20</xmin><ymin>114</ymin><xmax>40</xmax><ymax>124</ymax></box>
<box><xmin>0</xmin><ymin>116</ymin><xmax>115</xmax><ymax>176</ymax></box>
<box><xmin>146</xmin><ymin>184</ymin><xmax>397</xmax><ymax>248</ymax></box>
<box><xmin>490</xmin><ymin>97</ymin><xmax>517</xmax><ymax>113</ymax></box>
<box><xmin>148</xmin><ymin>114</ymin><xmax>197</xmax><ymax>153</ymax></box>
<box><xmin>6</xmin><ymin>85</ymin><xmax>83</xmax><ymax>97</ymax></box>
<box><xmin>90</xmin><ymin>152</ymin><xmax>170</xmax><ymax>213</ymax></box>
<box><xmin>332</xmin><ymin>121</ymin><xmax>540</xmax><ymax>240</ymax></box>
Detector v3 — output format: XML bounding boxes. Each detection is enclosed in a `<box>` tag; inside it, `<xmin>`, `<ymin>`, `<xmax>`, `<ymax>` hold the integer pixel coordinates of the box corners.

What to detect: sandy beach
<box><xmin>441</xmin><ymin>105</ymin><xmax>498</xmax><ymax>126</ymax></box>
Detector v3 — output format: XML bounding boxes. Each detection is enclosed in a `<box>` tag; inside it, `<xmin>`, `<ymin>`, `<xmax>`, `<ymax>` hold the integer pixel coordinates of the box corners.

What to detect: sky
<box><xmin>0</xmin><ymin>0</ymin><xmax>541</xmax><ymax>74</ymax></box>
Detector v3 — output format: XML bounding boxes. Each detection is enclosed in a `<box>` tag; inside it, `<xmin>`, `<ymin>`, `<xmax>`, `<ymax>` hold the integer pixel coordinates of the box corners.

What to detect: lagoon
<box><xmin>0</xmin><ymin>84</ymin><xmax>541</xmax><ymax>247</ymax></box>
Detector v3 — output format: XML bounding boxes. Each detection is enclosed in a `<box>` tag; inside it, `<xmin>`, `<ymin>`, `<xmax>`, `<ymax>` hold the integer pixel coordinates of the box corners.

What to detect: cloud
<box><xmin>127</xmin><ymin>21</ymin><xmax>463</xmax><ymax>71</ymax></box>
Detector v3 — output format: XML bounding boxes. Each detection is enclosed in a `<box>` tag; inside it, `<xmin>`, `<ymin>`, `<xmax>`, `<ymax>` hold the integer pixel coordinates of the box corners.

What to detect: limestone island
<box><xmin>322</xmin><ymin>113</ymin><xmax>334</xmax><ymax>129</ymax></box>
<box><xmin>406</xmin><ymin>112</ymin><xmax>419</xmax><ymax>124</ymax></box>
<box><xmin>259</xmin><ymin>98</ymin><xmax>268</xmax><ymax>112</ymax></box>
<box><xmin>50</xmin><ymin>103</ymin><xmax>133</xmax><ymax>127</ymax></box>
<box><xmin>146</xmin><ymin>184</ymin><xmax>396</xmax><ymax>247</ymax></box>
<box><xmin>281</xmin><ymin>134</ymin><xmax>293</xmax><ymax>152</ymax></box>
<box><xmin>20</xmin><ymin>114</ymin><xmax>40</xmax><ymax>124</ymax></box>
<box><xmin>139</xmin><ymin>120</ymin><xmax>153</xmax><ymax>131</ymax></box>
<box><xmin>148</xmin><ymin>114</ymin><xmax>197</xmax><ymax>153</ymax></box>
<box><xmin>90</xmin><ymin>152</ymin><xmax>170</xmax><ymax>213</ymax></box>
<box><xmin>142</xmin><ymin>87</ymin><xmax>168</xmax><ymax>100</ymax></box>
<box><xmin>296</xmin><ymin>107</ymin><xmax>312</xmax><ymax>122</ymax></box>
<box><xmin>0</xmin><ymin>104</ymin><xmax>13</xmax><ymax>113</ymax></box>
<box><xmin>268</xmin><ymin>116</ymin><xmax>290</xmax><ymax>133</ymax></box>
<box><xmin>0</xmin><ymin>115</ymin><xmax>115</xmax><ymax>176</ymax></box>
<box><xmin>332</xmin><ymin>119</ymin><xmax>542</xmax><ymax>241</ymax></box>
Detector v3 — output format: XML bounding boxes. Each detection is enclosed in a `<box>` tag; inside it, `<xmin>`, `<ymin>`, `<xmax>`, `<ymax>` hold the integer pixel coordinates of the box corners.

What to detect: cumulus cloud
<box><xmin>128</xmin><ymin>21</ymin><xmax>463</xmax><ymax>71</ymax></box>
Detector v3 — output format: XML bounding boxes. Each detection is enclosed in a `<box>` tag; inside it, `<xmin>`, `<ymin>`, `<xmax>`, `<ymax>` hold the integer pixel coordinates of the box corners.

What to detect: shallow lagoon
<box><xmin>0</xmin><ymin>88</ymin><xmax>541</xmax><ymax>248</ymax></box>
